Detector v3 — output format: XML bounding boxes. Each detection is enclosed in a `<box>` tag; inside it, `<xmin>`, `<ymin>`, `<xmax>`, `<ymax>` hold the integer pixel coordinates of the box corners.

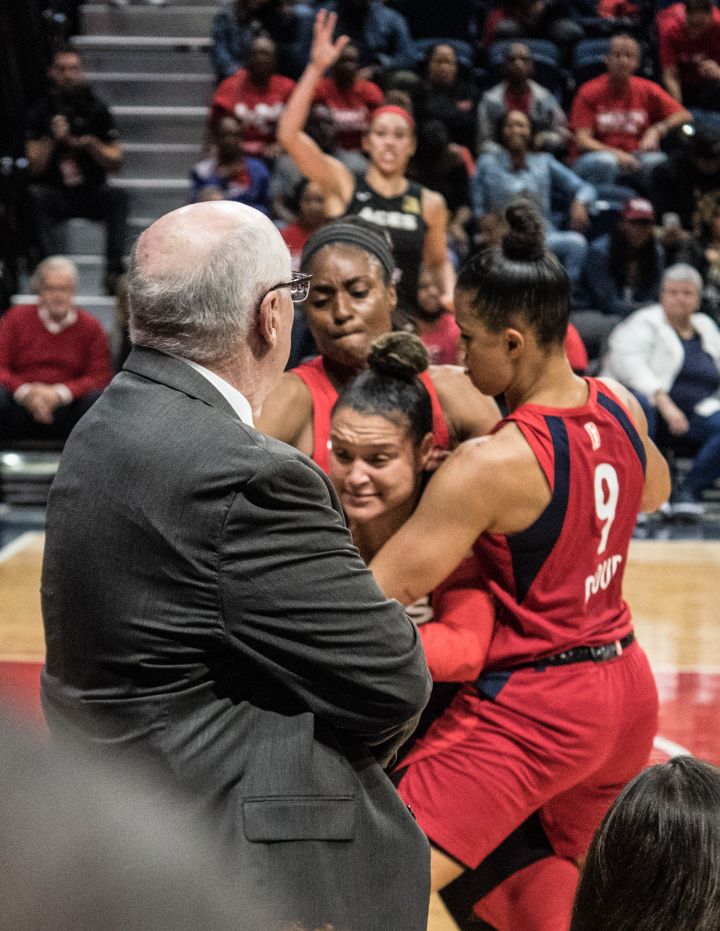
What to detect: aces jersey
<box><xmin>474</xmin><ymin>378</ymin><xmax>647</xmax><ymax>670</ymax></box>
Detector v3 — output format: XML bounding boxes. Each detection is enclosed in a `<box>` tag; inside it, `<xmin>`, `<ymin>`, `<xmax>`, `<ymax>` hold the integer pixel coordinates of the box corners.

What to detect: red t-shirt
<box><xmin>211</xmin><ymin>70</ymin><xmax>295</xmax><ymax>157</ymax></box>
<box><xmin>419</xmin><ymin>313</ymin><xmax>460</xmax><ymax>366</ymax></box>
<box><xmin>474</xmin><ymin>378</ymin><xmax>646</xmax><ymax>669</ymax></box>
<box><xmin>658</xmin><ymin>4</ymin><xmax>720</xmax><ymax>89</ymax></box>
<box><xmin>569</xmin><ymin>74</ymin><xmax>683</xmax><ymax>153</ymax></box>
<box><xmin>0</xmin><ymin>304</ymin><xmax>111</xmax><ymax>398</ymax></box>
<box><xmin>314</xmin><ymin>77</ymin><xmax>383</xmax><ymax>151</ymax></box>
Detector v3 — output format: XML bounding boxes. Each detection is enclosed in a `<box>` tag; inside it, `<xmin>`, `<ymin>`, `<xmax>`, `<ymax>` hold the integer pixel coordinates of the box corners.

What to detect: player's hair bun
<box><xmin>502</xmin><ymin>200</ymin><xmax>546</xmax><ymax>262</ymax></box>
<box><xmin>368</xmin><ymin>332</ymin><xmax>429</xmax><ymax>382</ymax></box>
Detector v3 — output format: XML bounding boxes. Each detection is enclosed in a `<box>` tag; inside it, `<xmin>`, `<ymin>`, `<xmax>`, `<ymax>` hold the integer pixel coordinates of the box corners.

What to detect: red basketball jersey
<box><xmin>475</xmin><ymin>378</ymin><xmax>647</xmax><ymax>670</ymax></box>
<box><xmin>292</xmin><ymin>356</ymin><xmax>450</xmax><ymax>474</ymax></box>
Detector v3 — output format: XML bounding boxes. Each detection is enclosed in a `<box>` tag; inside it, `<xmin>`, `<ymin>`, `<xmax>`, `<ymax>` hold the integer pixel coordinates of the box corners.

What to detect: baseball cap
<box><xmin>622</xmin><ymin>197</ymin><xmax>655</xmax><ymax>222</ymax></box>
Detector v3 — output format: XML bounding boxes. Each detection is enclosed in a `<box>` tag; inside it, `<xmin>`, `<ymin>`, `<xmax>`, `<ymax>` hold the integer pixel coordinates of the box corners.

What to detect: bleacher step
<box><xmin>80</xmin><ymin>5</ymin><xmax>216</xmax><ymax>38</ymax></box>
<box><xmin>86</xmin><ymin>72</ymin><xmax>214</xmax><ymax>107</ymax></box>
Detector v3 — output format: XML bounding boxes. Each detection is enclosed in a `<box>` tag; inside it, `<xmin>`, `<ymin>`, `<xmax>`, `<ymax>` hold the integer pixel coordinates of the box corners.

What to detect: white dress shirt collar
<box><xmin>178</xmin><ymin>357</ymin><xmax>254</xmax><ymax>426</ymax></box>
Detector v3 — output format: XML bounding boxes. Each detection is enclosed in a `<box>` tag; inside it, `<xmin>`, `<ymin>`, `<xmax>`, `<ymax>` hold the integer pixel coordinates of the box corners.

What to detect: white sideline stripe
<box><xmin>0</xmin><ymin>532</ymin><xmax>41</xmax><ymax>565</ymax></box>
<box><xmin>653</xmin><ymin>735</ymin><xmax>693</xmax><ymax>758</ymax></box>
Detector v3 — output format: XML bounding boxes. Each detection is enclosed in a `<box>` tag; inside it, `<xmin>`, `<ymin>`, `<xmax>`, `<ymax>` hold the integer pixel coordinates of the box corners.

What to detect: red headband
<box><xmin>370</xmin><ymin>105</ymin><xmax>415</xmax><ymax>131</ymax></box>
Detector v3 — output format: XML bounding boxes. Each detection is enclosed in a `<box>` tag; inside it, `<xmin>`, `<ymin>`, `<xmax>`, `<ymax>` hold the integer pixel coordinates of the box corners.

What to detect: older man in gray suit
<box><xmin>41</xmin><ymin>201</ymin><xmax>431</xmax><ymax>931</ymax></box>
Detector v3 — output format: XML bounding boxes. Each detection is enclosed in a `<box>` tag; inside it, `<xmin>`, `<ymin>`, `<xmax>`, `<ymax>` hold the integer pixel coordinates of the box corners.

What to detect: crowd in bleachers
<box><xmin>4</xmin><ymin>0</ymin><xmax>720</xmax><ymax>511</ymax></box>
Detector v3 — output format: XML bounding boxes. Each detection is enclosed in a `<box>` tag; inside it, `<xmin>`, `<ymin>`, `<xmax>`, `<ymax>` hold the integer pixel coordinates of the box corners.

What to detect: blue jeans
<box><xmin>547</xmin><ymin>230</ymin><xmax>587</xmax><ymax>287</ymax></box>
<box><xmin>574</xmin><ymin>151</ymin><xmax>667</xmax><ymax>193</ymax></box>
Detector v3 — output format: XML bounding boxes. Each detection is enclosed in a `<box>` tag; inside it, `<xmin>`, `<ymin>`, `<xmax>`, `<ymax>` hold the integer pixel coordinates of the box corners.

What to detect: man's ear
<box><xmin>257</xmin><ymin>289</ymin><xmax>282</xmax><ymax>351</ymax></box>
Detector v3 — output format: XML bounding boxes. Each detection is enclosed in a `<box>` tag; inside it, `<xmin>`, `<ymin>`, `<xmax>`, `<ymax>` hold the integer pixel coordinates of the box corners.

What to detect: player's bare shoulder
<box><xmin>448</xmin><ymin>422</ymin><xmax>552</xmax><ymax>534</ymax></box>
<box><xmin>256</xmin><ymin>371</ymin><xmax>314</xmax><ymax>452</ymax></box>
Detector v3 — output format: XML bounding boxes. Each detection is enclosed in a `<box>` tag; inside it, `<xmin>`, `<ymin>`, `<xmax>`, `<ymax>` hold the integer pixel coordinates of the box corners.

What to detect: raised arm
<box><xmin>276</xmin><ymin>10</ymin><xmax>354</xmax><ymax>206</ymax></box>
<box><xmin>429</xmin><ymin>364</ymin><xmax>502</xmax><ymax>441</ymax></box>
<box><xmin>421</xmin><ymin>188</ymin><xmax>455</xmax><ymax>311</ymax></box>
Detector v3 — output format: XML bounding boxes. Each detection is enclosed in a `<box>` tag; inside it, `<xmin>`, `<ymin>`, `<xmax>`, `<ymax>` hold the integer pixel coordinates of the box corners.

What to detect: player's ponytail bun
<box><xmin>502</xmin><ymin>200</ymin><xmax>546</xmax><ymax>262</ymax></box>
<box><xmin>456</xmin><ymin>197</ymin><xmax>570</xmax><ymax>348</ymax></box>
<box><xmin>367</xmin><ymin>332</ymin><xmax>429</xmax><ymax>384</ymax></box>
<box><xmin>333</xmin><ymin>332</ymin><xmax>433</xmax><ymax>446</ymax></box>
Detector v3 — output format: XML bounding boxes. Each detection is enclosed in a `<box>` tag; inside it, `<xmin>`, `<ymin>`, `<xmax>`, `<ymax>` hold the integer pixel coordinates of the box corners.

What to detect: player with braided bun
<box><xmin>370</xmin><ymin>201</ymin><xmax>671</xmax><ymax>930</ymax></box>
<box><xmin>329</xmin><ymin>331</ymin><xmax>493</xmax><ymax>754</ymax></box>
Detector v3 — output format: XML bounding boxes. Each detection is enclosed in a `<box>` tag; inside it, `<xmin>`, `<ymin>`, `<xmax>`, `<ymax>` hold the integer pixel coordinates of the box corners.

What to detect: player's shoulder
<box><xmin>255</xmin><ymin>370</ymin><xmax>313</xmax><ymax>442</ymax></box>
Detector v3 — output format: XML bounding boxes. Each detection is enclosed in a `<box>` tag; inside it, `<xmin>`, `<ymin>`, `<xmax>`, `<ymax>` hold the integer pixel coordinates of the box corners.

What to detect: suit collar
<box><xmin>122</xmin><ymin>346</ymin><xmax>239</xmax><ymax>420</ymax></box>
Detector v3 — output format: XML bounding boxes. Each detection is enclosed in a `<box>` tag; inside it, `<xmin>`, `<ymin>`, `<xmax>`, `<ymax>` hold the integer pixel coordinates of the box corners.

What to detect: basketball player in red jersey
<box><xmin>371</xmin><ymin>201</ymin><xmax>671</xmax><ymax>931</ymax></box>
<box><xmin>257</xmin><ymin>219</ymin><xmax>500</xmax><ymax>473</ymax></box>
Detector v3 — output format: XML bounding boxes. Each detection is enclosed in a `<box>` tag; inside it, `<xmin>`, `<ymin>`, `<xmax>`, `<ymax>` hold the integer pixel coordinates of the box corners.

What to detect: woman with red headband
<box><xmin>277</xmin><ymin>10</ymin><xmax>455</xmax><ymax>313</ymax></box>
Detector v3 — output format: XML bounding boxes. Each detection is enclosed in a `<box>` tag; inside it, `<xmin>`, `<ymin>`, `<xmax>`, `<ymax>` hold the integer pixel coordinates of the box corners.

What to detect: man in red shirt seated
<box><xmin>0</xmin><ymin>256</ymin><xmax>111</xmax><ymax>442</ymax></box>
<box><xmin>571</xmin><ymin>34</ymin><xmax>691</xmax><ymax>189</ymax></box>
<box><xmin>659</xmin><ymin>0</ymin><xmax>720</xmax><ymax>109</ymax></box>
<box><xmin>210</xmin><ymin>35</ymin><xmax>295</xmax><ymax>160</ymax></box>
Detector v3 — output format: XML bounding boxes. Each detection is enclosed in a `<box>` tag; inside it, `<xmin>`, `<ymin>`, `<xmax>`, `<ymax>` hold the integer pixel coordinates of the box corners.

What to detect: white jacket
<box><xmin>603</xmin><ymin>304</ymin><xmax>720</xmax><ymax>404</ymax></box>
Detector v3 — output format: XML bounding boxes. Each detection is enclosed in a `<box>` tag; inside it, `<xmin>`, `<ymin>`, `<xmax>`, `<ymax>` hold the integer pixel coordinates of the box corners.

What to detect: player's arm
<box><xmin>256</xmin><ymin>372</ymin><xmax>313</xmax><ymax>448</ymax></box>
<box><xmin>276</xmin><ymin>11</ymin><xmax>355</xmax><ymax>207</ymax></box>
<box><xmin>430</xmin><ymin>364</ymin><xmax>502</xmax><ymax>440</ymax></box>
<box><xmin>421</xmin><ymin>188</ymin><xmax>455</xmax><ymax>310</ymax></box>
<box><xmin>371</xmin><ymin>441</ymin><xmax>497</xmax><ymax>605</ymax></box>
<box><xmin>598</xmin><ymin>377</ymin><xmax>671</xmax><ymax>513</ymax></box>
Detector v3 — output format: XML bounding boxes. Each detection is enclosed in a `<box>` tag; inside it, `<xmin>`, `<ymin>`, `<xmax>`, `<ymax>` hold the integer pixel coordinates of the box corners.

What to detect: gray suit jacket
<box><xmin>41</xmin><ymin>346</ymin><xmax>431</xmax><ymax>931</ymax></box>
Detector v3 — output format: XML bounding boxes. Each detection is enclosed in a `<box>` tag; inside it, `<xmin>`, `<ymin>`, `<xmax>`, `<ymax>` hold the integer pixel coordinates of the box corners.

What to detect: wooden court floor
<box><xmin>2</xmin><ymin>532</ymin><xmax>719</xmax><ymax>759</ymax></box>
<box><xmin>2</xmin><ymin>532</ymin><xmax>720</xmax><ymax>930</ymax></box>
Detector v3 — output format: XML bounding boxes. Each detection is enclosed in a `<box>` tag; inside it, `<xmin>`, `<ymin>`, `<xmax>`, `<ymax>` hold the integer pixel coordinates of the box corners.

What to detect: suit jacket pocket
<box><xmin>243</xmin><ymin>795</ymin><xmax>356</xmax><ymax>842</ymax></box>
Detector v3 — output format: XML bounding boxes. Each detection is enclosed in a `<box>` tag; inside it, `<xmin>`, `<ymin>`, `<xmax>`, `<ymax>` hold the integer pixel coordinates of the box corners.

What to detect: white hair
<box><xmin>661</xmin><ymin>263</ymin><xmax>703</xmax><ymax>293</ymax></box>
<box><xmin>127</xmin><ymin>221</ymin><xmax>290</xmax><ymax>365</ymax></box>
<box><xmin>31</xmin><ymin>256</ymin><xmax>78</xmax><ymax>292</ymax></box>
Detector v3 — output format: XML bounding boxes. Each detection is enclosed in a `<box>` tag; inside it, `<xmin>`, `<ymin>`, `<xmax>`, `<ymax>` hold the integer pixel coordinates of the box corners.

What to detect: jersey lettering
<box><xmin>358</xmin><ymin>206</ymin><xmax>419</xmax><ymax>231</ymax></box>
<box><xmin>585</xmin><ymin>554</ymin><xmax>623</xmax><ymax>604</ymax></box>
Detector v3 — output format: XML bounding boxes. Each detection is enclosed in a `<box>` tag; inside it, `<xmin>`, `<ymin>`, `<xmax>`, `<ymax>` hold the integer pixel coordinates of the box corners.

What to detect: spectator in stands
<box><xmin>210</xmin><ymin>34</ymin><xmax>295</xmax><ymax>160</ymax></box>
<box><xmin>651</xmin><ymin>122</ymin><xmax>720</xmax><ymax>232</ymax></box>
<box><xmin>189</xmin><ymin>115</ymin><xmax>270</xmax><ymax>214</ymax></box>
<box><xmin>603</xmin><ymin>264</ymin><xmax>720</xmax><ymax>515</ymax></box>
<box><xmin>570</xmin><ymin>34</ymin><xmax>691</xmax><ymax>190</ymax></box>
<box><xmin>413</xmin><ymin>267</ymin><xmax>461</xmax><ymax>365</ymax></box>
<box><xmin>313</xmin><ymin>40</ymin><xmax>383</xmax><ymax>152</ymax></box>
<box><xmin>419</xmin><ymin>43</ymin><xmax>479</xmax><ymax>154</ymax></box>
<box><xmin>408</xmin><ymin>120</ymin><xmax>472</xmax><ymax>262</ymax></box>
<box><xmin>0</xmin><ymin>256</ymin><xmax>111</xmax><ymax>442</ymax></box>
<box><xmin>270</xmin><ymin>102</ymin><xmax>366</xmax><ymax>223</ymax></box>
<box><xmin>210</xmin><ymin>0</ymin><xmax>309</xmax><ymax>82</ymax></box>
<box><xmin>658</xmin><ymin>0</ymin><xmax>720</xmax><ymax>109</ymax></box>
<box><xmin>678</xmin><ymin>190</ymin><xmax>720</xmax><ymax>320</ymax></box>
<box><xmin>482</xmin><ymin>0</ymin><xmax>583</xmax><ymax>51</ymax></box>
<box><xmin>471</xmin><ymin>110</ymin><xmax>595</xmax><ymax>287</ymax></box>
<box><xmin>280</xmin><ymin>178</ymin><xmax>327</xmax><ymax>268</ymax></box>
<box><xmin>278</xmin><ymin>11</ymin><xmax>456</xmax><ymax>312</ymax></box>
<box><xmin>476</xmin><ymin>42</ymin><xmax>569</xmax><ymax>155</ymax></box>
<box><xmin>570</xmin><ymin>756</ymin><xmax>720</xmax><ymax>931</ymax></box>
<box><xmin>580</xmin><ymin>197</ymin><xmax>663</xmax><ymax>358</ymax></box>
<box><xmin>25</xmin><ymin>47</ymin><xmax>128</xmax><ymax>296</ymax></box>
<box><xmin>324</xmin><ymin>0</ymin><xmax>415</xmax><ymax>78</ymax></box>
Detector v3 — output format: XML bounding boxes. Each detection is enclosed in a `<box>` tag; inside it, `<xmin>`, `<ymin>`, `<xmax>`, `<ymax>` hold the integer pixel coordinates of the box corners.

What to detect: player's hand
<box><xmin>310</xmin><ymin>9</ymin><xmax>349</xmax><ymax>73</ymax></box>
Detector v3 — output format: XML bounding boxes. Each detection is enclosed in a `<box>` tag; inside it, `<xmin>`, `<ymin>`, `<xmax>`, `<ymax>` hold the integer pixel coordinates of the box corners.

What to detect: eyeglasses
<box><xmin>264</xmin><ymin>271</ymin><xmax>312</xmax><ymax>304</ymax></box>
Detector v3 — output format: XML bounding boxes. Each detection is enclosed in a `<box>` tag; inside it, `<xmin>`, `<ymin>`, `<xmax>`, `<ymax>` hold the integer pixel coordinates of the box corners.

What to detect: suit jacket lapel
<box><xmin>123</xmin><ymin>346</ymin><xmax>240</xmax><ymax>421</ymax></box>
